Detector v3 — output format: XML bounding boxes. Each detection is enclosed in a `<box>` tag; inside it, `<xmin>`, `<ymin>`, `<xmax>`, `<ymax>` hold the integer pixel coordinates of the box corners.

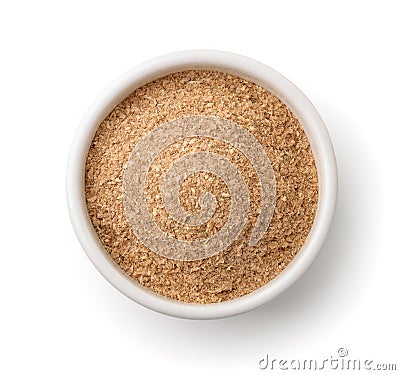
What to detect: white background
<box><xmin>1</xmin><ymin>1</ymin><xmax>399</xmax><ymax>374</ymax></box>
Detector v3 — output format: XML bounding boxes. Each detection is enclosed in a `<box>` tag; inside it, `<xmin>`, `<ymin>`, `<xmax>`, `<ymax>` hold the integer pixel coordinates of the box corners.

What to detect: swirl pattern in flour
<box><xmin>123</xmin><ymin>116</ymin><xmax>276</xmax><ymax>261</ymax></box>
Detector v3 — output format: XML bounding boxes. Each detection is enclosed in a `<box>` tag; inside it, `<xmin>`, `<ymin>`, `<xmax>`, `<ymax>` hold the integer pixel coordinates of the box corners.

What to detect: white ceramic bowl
<box><xmin>67</xmin><ymin>50</ymin><xmax>337</xmax><ymax>319</ymax></box>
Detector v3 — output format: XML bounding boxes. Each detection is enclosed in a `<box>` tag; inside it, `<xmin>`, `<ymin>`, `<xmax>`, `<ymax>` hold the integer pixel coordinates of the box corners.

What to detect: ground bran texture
<box><xmin>85</xmin><ymin>70</ymin><xmax>319</xmax><ymax>303</ymax></box>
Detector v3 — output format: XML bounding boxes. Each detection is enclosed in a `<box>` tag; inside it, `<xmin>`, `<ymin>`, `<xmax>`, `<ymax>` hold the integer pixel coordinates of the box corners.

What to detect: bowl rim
<box><xmin>66</xmin><ymin>50</ymin><xmax>337</xmax><ymax>319</ymax></box>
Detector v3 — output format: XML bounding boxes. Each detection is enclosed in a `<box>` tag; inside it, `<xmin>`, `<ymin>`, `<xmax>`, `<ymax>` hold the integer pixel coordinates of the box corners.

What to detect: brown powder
<box><xmin>85</xmin><ymin>70</ymin><xmax>318</xmax><ymax>303</ymax></box>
